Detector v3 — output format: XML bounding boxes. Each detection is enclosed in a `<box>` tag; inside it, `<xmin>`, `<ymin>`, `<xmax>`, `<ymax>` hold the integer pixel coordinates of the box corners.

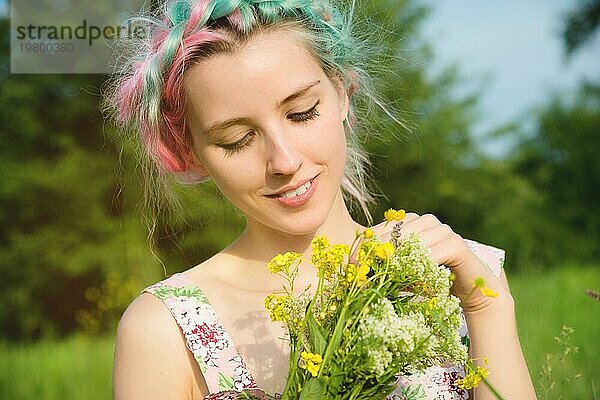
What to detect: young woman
<box><xmin>109</xmin><ymin>0</ymin><xmax>536</xmax><ymax>399</ymax></box>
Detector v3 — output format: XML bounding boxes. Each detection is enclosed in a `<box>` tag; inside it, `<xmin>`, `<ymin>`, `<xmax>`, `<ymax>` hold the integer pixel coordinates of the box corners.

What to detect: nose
<box><xmin>265</xmin><ymin>130</ymin><xmax>303</xmax><ymax>176</ymax></box>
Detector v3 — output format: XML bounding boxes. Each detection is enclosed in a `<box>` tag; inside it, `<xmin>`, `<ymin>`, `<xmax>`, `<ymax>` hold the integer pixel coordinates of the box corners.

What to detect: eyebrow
<box><xmin>201</xmin><ymin>80</ymin><xmax>321</xmax><ymax>139</ymax></box>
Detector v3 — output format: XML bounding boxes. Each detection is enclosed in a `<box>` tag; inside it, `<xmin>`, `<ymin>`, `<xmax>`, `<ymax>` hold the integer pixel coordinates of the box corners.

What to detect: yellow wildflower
<box><xmin>300</xmin><ymin>351</ymin><xmax>323</xmax><ymax>377</ymax></box>
<box><xmin>480</xmin><ymin>287</ymin><xmax>498</xmax><ymax>298</ymax></box>
<box><xmin>473</xmin><ymin>277</ymin><xmax>498</xmax><ymax>297</ymax></box>
<box><xmin>264</xmin><ymin>294</ymin><xmax>291</xmax><ymax>323</ymax></box>
<box><xmin>384</xmin><ymin>208</ymin><xmax>406</xmax><ymax>222</ymax></box>
<box><xmin>455</xmin><ymin>365</ymin><xmax>489</xmax><ymax>390</ymax></box>
<box><xmin>310</xmin><ymin>236</ymin><xmax>330</xmax><ymax>265</ymax></box>
<box><xmin>428</xmin><ymin>297</ymin><xmax>438</xmax><ymax>309</ymax></box>
<box><xmin>363</xmin><ymin>228</ymin><xmax>374</xmax><ymax>239</ymax></box>
<box><xmin>343</xmin><ymin>262</ymin><xmax>370</xmax><ymax>287</ymax></box>
<box><xmin>424</xmin><ymin>297</ymin><xmax>438</xmax><ymax>315</ymax></box>
<box><xmin>356</xmin><ymin>263</ymin><xmax>370</xmax><ymax>287</ymax></box>
<box><xmin>374</xmin><ymin>242</ymin><xmax>395</xmax><ymax>260</ymax></box>
<box><xmin>473</xmin><ymin>277</ymin><xmax>486</xmax><ymax>288</ymax></box>
<box><xmin>344</xmin><ymin>263</ymin><xmax>356</xmax><ymax>284</ymax></box>
<box><xmin>267</xmin><ymin>252</ymin><xmax>302</xmax><ymax>274</ymax></box>
<box><xmin>357</xmin><ymin>241</ymin><xmax>376</xmax><ymax>269</ymax></box>
<box><xmin>314</xmin><ymin>244</ymin><xmax>349</xmax><ymax>280</ymax></box>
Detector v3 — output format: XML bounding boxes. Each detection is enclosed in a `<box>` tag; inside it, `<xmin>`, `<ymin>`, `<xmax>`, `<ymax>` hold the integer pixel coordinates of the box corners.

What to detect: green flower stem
<box><xmin>318</xmin><ymin>288</ymin><xmax>351</xmax><ymax>379</ymax></box>
<box><xmin>461</xmin><ymin>286</ymin><xmax>477</xmax><ymax>306</ymax></box>
<box><xmin>347</xmin><ymin>234</ymin><xmax>361</xmax><ymax>266</ymax></box>
<box><xmin>281</xmin><ymin>341</ymin><xmax>299</xmax><ymax>399</ymax></box>
<box><xmin>482</xmin><ymin>378</ymin><xmax>506</xmax><ymax>400</ymax></box>
<box><xmin>345</xmin><ymin>290</ymin><xmax>378</xmax><ymax>332</ymax></box>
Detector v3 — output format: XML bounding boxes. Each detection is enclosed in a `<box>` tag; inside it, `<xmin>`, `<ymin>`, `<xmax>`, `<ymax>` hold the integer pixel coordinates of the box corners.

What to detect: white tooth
<box><xmin>296</xmin><ymin>184</ymin><xmax>308</xmax><ymax>195</ymax></box>
<box><xmin>281</xmin><ymin>180</ymin><xmax>312</xmax><ymax>198</ymax></box>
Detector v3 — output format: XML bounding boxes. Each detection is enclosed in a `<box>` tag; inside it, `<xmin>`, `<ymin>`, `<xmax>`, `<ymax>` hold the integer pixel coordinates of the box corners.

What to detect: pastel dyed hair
<box><xmin>108</xmin><ymin>0</ymin><xmax>384</xmax><ymax>222</ymax></box>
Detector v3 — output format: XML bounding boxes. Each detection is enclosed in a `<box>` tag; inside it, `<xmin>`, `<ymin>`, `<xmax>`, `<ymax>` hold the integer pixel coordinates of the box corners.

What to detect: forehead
<box><xmin>183</xmin><ymin>30</ymin><xmax>328</xmax><ymax>123</ymax></box>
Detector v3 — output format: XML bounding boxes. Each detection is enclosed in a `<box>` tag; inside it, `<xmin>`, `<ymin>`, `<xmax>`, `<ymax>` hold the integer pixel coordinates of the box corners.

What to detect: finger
<box><xmin>415</xmin><ymin>223</ymin><xmax>455</xmax><ymax>248</ymax></box>
<box><xmin>427</xmin><ymin>232</ymin><xmax>468</xmax><ymax>268</ymax></box>
<box><xmin>403</xmin><ymin>212</ymin><xmax>420</xmax><ymax>223</ymax></box>
<box><xmin>397</xmin><ymin>213</ymin><xmax>442</xmax><ymax>240</ymax></box>
<box><xmin>429</xmin><ymin>238</ymin><xmax>500</xmax><ymax>294</ymax></box>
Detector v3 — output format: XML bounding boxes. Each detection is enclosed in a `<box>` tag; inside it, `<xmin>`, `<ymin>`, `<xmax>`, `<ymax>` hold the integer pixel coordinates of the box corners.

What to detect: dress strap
<box><xmin>143</xmin><ymin>273</ymin><xmax>257</xmax><ymax>394</ymax></box>
<box><xmin>464</xmin><ymin>239</ymin><xmax>505</xmax><ymax>278</ymax></box>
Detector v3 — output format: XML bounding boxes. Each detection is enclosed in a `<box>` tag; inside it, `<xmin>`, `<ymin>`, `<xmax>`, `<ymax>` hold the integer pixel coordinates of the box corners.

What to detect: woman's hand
<box><xmin>374</xmin><ymin>212</ymin><xmax>536</xmax><ymax>399</ymax></box>
<box><xmin>374</xmin><ymin>212</ymin><xmax>510</xmax><ymax>314</ymax></box>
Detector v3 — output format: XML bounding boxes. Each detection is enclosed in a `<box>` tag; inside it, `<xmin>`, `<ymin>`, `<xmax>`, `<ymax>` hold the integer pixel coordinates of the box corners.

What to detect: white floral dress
<box><xmin>143</xmin><ymin>239</ymin><xmax>505</xmax><ymax>400</ymax></box>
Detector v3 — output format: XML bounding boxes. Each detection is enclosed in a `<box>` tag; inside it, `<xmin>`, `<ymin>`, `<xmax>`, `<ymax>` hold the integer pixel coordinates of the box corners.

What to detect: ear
<box><xmin>186</xmin><ymin>152</ymin><xmax>211</xmax><ymax>181</ymax></box>
<box><xmin>330</xmin><ymin>74</ymin><xmax>350</xmax><ymax>122</ymax></box>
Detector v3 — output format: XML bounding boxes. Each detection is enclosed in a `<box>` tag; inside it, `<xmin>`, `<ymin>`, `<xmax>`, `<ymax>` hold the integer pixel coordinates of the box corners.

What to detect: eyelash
<box><xmin>220</xmin><ymin>101</ymin><xmax>320</xmax><ymax>156</ymax></box>
<box><xmin>288</xmin><ymin>101</ymin><xmax>320</xmax><ymax>123</ymax></box>
<box><xmin>221</xmin><ymin>132</ymin><xmax>255</xmax><ymax>156</ymax></box>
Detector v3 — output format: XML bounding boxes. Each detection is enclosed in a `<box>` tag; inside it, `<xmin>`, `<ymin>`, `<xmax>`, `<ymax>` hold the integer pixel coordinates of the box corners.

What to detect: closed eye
<box><xmin>219</xmin><ymin>131</ymin><xmax>255</xmax><ymax>156</ymax></box>
<box><xmin>217</xmin><ymin>100</ymin><xmax>320</xmax><ymax>156</ymax></box>
<box><xmin>288</xmin><ymin>101</ymin><xmax>320</xmax><ymax>122</ymax></box>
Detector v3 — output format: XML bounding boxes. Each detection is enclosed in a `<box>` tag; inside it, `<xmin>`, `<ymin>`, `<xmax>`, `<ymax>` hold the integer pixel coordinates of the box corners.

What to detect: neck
<box><xmin>225</xmin><ymin>190</ymin><xmax>363</xmax><ymax>265</ymax></box>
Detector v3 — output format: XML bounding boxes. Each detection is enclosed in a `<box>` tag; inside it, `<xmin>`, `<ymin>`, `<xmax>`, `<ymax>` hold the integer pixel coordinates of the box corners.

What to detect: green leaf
<box><xmin>327</xmin><ymin>373</ymin><xmax>343</xmax><ymax>394</ymax></box>
<box><xmin>461</xmin><ymin>335</ymin><xmax>470</xmax><ymax>349</ymax></box>
<box><xmin>217</xmin><ymin>373</ymin><xmax>235</xmax><ymax>390</ymax></box>
<box><xmin>306</xmin><ymin>305</ymin><xmax>327</xmax><ymax>355</ymax></box>
<box><xmin>194</xmin><ymin>354</ymin><xmax>208</xmax><ymax>373</ymax></box>
<box><xmin>151</xmin><ymin>285</ymin><xmax>210</xmax><ymax>303</ymax></box>
<box><xmin>177</xmin><ymin>285</ymin><xmax>210</xmax><ymax>303</ymax></box>
<box><xmin>402</xmin><ymin>383</ymin><xmax>427</xmax><ymax>400</ymax></box>
<box><xmin>328</xmin><ymin>307</ymin><xmax>346</xmax><ymax>352</ymax></box>
<box><xmin>299</xmin><ymin>377</ymin><xmax>326</xmax><ymax>400</ymax></box>
<box><xmin>152</xmin><ymin>286</ymin><xmax>179</xmax><ymax>300</ymax></box>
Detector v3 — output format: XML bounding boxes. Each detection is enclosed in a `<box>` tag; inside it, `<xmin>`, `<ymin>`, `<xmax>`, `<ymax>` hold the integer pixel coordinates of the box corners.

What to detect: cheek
<box><xmin>204</xmin><ymin>153</ymin><xmax>260</xmax><ymax>193</ymax></box>
<box><xmin>306</xmin><ymin>114</ymin><xmax>347</xmax><ymax>167</ymax></box>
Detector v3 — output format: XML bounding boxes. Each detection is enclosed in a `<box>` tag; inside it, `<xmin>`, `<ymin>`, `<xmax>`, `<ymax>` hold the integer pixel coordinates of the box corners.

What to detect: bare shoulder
<box><xmin>113</xmin><ymin>292</ymin><xmax>207</xmax><ymax>400</ymax></box>
<box><xmin>116</xmin><ymin>292</ymin><xmax>180</xmax><ymax>344</ymax></box>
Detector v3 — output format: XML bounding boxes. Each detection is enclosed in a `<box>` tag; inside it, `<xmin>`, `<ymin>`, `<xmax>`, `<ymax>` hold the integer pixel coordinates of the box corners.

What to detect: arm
<box><xmin>465</xmin><ymin>273</ymin><xmax>536</xmax><ymax>400</ymax></box>
<box><xmin>113</xmin><ymin>293</ymin><xmax>206</xmax><ymax>400</ymax></box>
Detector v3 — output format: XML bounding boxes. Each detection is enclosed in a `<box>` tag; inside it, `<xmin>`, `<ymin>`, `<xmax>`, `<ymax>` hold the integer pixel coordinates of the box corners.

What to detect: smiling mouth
<box><xmin>276</xmin><ymin>179</ymin><xmax>313</xmax><ymax>198</ymax></box>
<box><xmin>265</xmin><ymin>175</ymin><xmax>318</xmax><ymax>199</ymax></box>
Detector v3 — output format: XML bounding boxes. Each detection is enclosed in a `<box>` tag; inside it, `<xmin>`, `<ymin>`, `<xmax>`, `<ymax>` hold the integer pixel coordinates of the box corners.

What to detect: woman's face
<box><xmin>184</xmin><ymin>29</ymin><xmax>349</xmax><ymax>236</ymax></box>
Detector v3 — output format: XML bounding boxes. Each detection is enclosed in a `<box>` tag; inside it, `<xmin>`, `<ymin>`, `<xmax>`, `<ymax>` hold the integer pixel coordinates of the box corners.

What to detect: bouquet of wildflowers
<box><xmin>262</xmin><ymin>210</ymin><xmax>472</xmax><ymax>400</ymax></box>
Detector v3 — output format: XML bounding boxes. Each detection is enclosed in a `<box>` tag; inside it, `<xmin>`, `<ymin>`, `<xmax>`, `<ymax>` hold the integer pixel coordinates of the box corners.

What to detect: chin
<box><xmin>242</xmin><ymin>173</ymin><xmax>344</xmax><ymax>237</ymax></box>
<box><xmin>274</xmin><ymin>214</ymin><xmax>328</xmax><ymax>236</ymax></box>
<box><xmin>244</xmin><ymin>200</ymin><xmax>332</xmax><ymax>238</ymax></box>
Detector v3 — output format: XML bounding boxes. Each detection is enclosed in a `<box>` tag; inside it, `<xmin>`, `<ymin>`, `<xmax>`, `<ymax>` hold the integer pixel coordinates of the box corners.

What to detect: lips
<box><xmin>265</xmin><ymin>174</ymin><xmax>318</xmax><ymax>198</ymax></box>
<box><xmin>279</xmin><ymin>179</ymin><xmax>312</xmax><ymax>198</ymax></box>
<box><xmin>265</xmin><ymin>174</ymin><xmax>320</xmax><ymax>208</ymax></box>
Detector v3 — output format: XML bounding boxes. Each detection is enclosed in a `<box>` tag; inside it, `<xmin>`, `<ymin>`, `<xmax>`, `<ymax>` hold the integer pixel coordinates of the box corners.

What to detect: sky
<box><xmin>2</xmin><ymin>0</ymin><xmax>598</xmax><ymax>155</ymax></box>
<box><xmin>422</xmin><ymin>0</ymin><xmax>600</xmax><ymax>155</ymax></box>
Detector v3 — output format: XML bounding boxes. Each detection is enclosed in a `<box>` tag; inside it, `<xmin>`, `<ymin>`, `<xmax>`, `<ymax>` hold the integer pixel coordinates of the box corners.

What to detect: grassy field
<box><xmin>0</xmin><ymin>265</ymin><xmax>598</xmax><ymax>399</ymax></box>
<box><xmin>0</xmin><ymin>335</ymin><xmax>114</xmax><ymax>400</ymax></box>
<box><xmin>510</xmin><ymin>265</ymin><xmax>599</xmax><ymax>399</ymax></box>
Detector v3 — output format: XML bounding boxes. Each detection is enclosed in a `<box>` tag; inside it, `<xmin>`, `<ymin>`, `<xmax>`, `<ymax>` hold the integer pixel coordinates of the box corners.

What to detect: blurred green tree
<box><xmin>507</xmin><ymin>83</ymin><xmax>600</xmax><ymax>264</ymax></box>
<box><xmin>0</xmin><ymin>18</ymin><xmax>158</xmax><ymax>339</ymax></box>
<box><xmin>563</xmin><ymin>0</ymin><xmax>600</xmax><ymax>56</ymax></box>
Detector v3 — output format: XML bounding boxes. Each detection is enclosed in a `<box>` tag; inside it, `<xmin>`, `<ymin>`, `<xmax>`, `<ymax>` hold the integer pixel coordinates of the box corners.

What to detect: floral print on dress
<box><xmin>231</xmin><ymin>354</ymin><xmax>256</xmax><ymax>390</ymax></box>
<box><xmin>143</xmin><ymin>239</ymin><xmax>504</xmax><ymax>399</ymax></box>
<box><xmin>392</xmin><ymin>365</ymin><xmax>468</xmax><ymax>400</ymax></box>
<box><xmin>143</xmin><ymin>274</ymin><xmax>258</xmax><ymax>395</ymax></box>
